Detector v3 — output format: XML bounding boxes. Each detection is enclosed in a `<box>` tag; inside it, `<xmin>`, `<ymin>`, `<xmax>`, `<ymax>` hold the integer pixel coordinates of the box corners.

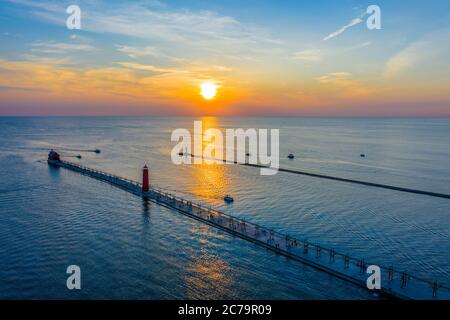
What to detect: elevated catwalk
<box><xmin>48</xmin><ymin>157</ymin><xmax>450</xmax><ymax>300</ymax></box>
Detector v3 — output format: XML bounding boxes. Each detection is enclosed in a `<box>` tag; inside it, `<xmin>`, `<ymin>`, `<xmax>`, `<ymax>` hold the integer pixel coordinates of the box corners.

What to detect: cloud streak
<box><xmin>384</xmin><ymin>29</ymin><xmax>450</xmax><ymax>78</ymax></box>
<box><xmin>117</xmin><ymin>62</ymin><xmax>187</xmax><ymax>76</ymax></box>
<box><xmin>323</xmin><ymin>17</ymin><xmax>364</xmax><ymax>41</ymax></box>
<box><xmin>8</xmin><ymin>0</ymin><xmax>281</xmax><ymax>59</ymax></box>
<box><xmin>115</xmin><ymin>45</ymin><xmax>183</xmax><ymax>62</ymax></box>
<box><xmin>317</xmin><ymin>72</ymin><xmax>352</xmax><ymax>83</ymax></box>
<box><xmin>291</xmin><ymin>49</ymin><xmax>322</xmax><ymax>62</ymax></box>
<box><xmin>31</xmin><ymin>41</ymin><xmax>96</xmax><ymax>54</ymax></box>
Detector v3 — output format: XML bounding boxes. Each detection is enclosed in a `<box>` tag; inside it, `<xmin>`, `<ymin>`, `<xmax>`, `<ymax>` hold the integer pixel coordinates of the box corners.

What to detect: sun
<box><xmin>200</xmin><ymin>82</ymin><xmax>218</xmax><ymax>100</ymax></box>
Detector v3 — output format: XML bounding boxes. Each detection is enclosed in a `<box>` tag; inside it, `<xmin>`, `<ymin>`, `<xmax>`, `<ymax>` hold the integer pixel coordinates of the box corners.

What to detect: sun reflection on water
<box><xmin>185</xmin><ymin>246</ymin><xmax>234</xmax><ymax>299</ymax></box>
<box><xmin>189</xmin><ymin>116</ymin><xmax>233</xmax><ymax>202</ymax></box>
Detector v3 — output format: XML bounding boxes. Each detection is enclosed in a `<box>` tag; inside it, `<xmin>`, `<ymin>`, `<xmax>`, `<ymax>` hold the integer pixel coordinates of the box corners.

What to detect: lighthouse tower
<box><xmin>142</xmin><ymin>165</ymin><xmax>150</xmax><ymax>193</ymax></box>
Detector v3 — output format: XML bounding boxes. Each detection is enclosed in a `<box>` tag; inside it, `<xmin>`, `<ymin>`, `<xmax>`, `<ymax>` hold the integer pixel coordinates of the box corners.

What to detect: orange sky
<box><xmin>1</xmin><ymin>1</ymin><xmax>450</xmax><ymax>116</ymax></box>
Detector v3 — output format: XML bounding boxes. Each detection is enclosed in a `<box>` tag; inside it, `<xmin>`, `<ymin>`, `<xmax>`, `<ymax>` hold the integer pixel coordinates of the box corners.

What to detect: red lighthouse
<box><xmin>142</xmin><ymin>165</ymin><xmax>150</xmax><ymax>193</ymax></box>
<box><xmin>48</xmin><ymin>150</ymin><xmax>60</xmax><ymax>162</ymax></box>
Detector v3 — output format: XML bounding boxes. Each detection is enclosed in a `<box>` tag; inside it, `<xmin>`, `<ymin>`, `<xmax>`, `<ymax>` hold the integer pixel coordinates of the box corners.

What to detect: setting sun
<box><xmin>200</xmin><ymin>82</ymin><xmax>218</xmax><ymax>100</ymax></box>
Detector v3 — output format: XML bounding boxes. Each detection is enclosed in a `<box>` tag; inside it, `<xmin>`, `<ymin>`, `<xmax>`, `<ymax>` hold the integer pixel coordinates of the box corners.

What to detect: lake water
<box><xmin>0</xmin><ymin>117</ymin><xmax>449</xmax><ymax>299</ymax></box>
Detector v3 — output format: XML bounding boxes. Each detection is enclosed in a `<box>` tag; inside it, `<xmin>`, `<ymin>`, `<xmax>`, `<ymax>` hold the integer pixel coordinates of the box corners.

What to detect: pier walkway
<box><xmin>49</xmin><ymin>159</ymin><xmax>450</xmax><ymax>300</ymax></box>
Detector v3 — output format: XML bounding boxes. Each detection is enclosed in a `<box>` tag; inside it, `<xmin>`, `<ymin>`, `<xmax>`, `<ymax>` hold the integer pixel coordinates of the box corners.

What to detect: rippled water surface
<box><xmin>0</xmin><ymin>117</ymin><xmax>449</xmax><ymax>299</ymax></box>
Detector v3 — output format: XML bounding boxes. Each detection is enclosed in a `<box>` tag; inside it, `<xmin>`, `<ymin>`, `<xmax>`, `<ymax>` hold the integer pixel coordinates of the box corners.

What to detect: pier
<box><xmin>189</xmin><ymin>154</ymin><xmax>450</xmax><ymax>200</ymax></box>
<box><xmin>48</xmin><ymin>155</ymin><xmax>450</xmax><ymax>300</ymax></box>
<box><xmin>244</xmin><ymin>163</ymin><xmax>450</xmax><ymax>199</ymax></box>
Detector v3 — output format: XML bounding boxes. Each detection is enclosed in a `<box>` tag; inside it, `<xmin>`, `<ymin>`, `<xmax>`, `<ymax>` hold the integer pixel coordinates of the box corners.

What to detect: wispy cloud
<box><xmin>31</xmin><ymin>41</ymin><xmax>96</xmax><ymax>54</ymax></box>
<box><xmin>323</xmin><ymin>16</ymin><xmax>364</xmax><ymax>41</ymax></box>
<box><xmin>69</xmin><ymin>34</ymin><xmax>92</xmax><ymax>42</ymax></box>
<box><xmin>116</xmin><ymin>46</ymin><xmax>162</xmax><ymax>59</ymax></box>
<box><xmin>0</xmin><ymin>57</ymin><xmax>238</xmax><ymax>109</ymax></box>
<box><xmin>117</xmin><ymin>62</ymin><xmax>186</xmax><ymax>76</ymax></box>
<box><xmin>291</xmin><ymin>49</ymin><xmax>322</xmax><ymax>62</ymax></box>
<box><xmin>117</xmin><ymin>62</ymin><xmax>232</xmax><ymax>78</ymax></box>
<box><xmin>384</xmin><ymin>29</ymin><xmax>450</xmax><ymax>78</ymax></box>
<box><xmin>316</xmin><ymin>72</ymin><xmax>371</xmax><ymax>97</ymax></box>
<box><xmin>115</xmin><ymin>45</ymin><xmax>182</xmax><ymax>61</ymax></box>
<box><xmin>20</xmin><ymin>53</ymin><xmax>74</xmax><ymax>65</ymax></box>
<box><xmin>317</xmin><ymin>72</ymin><xmax>352</xmax><ymax>83</ymax></box>
<box><xmin>0</xmin><ymin>84</ymin><xmax>49</xmax><ymax>92</ymax></box>
<box><xmin>9</xmin><ymin>0</ymin><xmax>280</xmax><ymax>58</ymax></box>
<box><xmin>349</xmin><ymin>41</ymin><xmax>371</xmax><ymax>50</ymax></box>
<box><xmin>384</xmin><ymin>43</ymin><xmax>425</xmax><ymax>78</ymax></box>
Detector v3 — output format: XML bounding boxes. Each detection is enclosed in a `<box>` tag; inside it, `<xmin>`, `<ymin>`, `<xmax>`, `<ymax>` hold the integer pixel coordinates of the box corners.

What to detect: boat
<box><xmin>76</xmin><ymin>154</ymin><xmax>82</xmax><ymax>159</ymax></box>
<box><xmin>224</xmin><ymin>195</ymin><xmax>234</xmax><ymax>203</ymax></box>
<box><xmin>360</xmin><ymin>154</ymin><xmax>366</xmax><ymax>158</ymax></box>
<box><xmin>288</xmin><ymin>153</ymin><xmax>295</xmax><ymax>159</ymax></box>
<box><xmin>94</xmin><ymin>149</ymin><xmax>101</xmax><ymax>154</ymax></box>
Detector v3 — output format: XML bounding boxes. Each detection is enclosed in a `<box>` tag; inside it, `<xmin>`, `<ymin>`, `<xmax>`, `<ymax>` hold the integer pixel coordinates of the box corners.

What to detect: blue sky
<box><xmin>1</xmin><ymin>0</ymin><xmax>450</xmax><ymax>116</ymax></box>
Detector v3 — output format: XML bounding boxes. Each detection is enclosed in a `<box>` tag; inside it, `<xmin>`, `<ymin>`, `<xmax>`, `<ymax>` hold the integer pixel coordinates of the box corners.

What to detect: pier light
<box><xmin>142</xmin><ymin>165</ymin><xmax>150</xmax><ymax>193</ymax></box>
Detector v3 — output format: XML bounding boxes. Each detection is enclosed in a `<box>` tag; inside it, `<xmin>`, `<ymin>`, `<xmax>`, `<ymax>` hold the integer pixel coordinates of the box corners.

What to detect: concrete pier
<box><xmin>48</xmin><ymin>159</ymin><xmax>450</xmax><ymax>300</ymax></box>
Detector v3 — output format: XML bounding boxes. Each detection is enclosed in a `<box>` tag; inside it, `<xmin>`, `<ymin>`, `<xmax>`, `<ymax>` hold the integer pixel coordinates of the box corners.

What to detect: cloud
<box><xmin>349</xmin><ymin>41</ymin><xmax>371</xmax><ymax>50</ymax></box>
<box><xmin>7</xmin><ymin>0</ymin><xmax>61</xmax><ymax>13</ymax></box>
<box><xmin>317</xmin><ymin>72</ymin><xmax>352</xmax><ymax>83</ymax></box>
<box><xmin>383</xmin><ymin>30</ymin><xmax>450</xmax><ymax>78</ymax></box>
<box><xmin>0</xmin><ymin>59</ymin><xmax>79</xmax><ymax>94</ymax></box>
<box><xmin>31</xmin><ymin>41</ymin><xmax>96</xmax><ymax>54</ymax></box>
<box><xmin>115</xmin><ymin>45</ymin><xmax>181</xmax><ymax>61</ymax></box>
<box><xmin>316</xmin><ymin>72</ymin><xmax>371</xmax><ymax>97</ymax></box>
<box><xmin>291</xmin><ymin>49</ymin><xmax>322</xmax><ymax>62</ymax></box>
<box><xmin>384</xmin><ymin>43</ymin><xmax>424</xmax><ymax>78</ymax></box>
<box><xmin>323</xmin><ymin>17</ymin><xmax>364</xmax><ymax>41</ymax></box>
<box><xmin>116</xmin><ymin>45</ymin><xmax>162</xmax><ymax>58</ymax></box>
<box><xmin>20</xmin><ymin>54</ymin><xmax>74</xmax><ymax>65</ymax></box>
<box><xmin>0</xmin><ymin>57</ymin><xmax>242</xmax><ymax>113</ymax></box>
<box><xmin>8</xmin><ymin>0</ymin><xmax>280</xmax><ymax>58</ymax></box>
<box><xmin>117</xmin><ymin>62</ymin><xmax>232</xmax><ymax>79</ymax></box>
<box><xmin>69</xmin><ymin>34</ymin><xmax>92</xmax><ymax>42</ymax></box>
<box><xmin>0</xmin><ymin>85</ymin><xmax>49</xmax><ymax>92</ymax></box>
<box><xmin>117</xmin><ymin>62</ymin><xmax>186</xmax><ymax>76</ymax></box>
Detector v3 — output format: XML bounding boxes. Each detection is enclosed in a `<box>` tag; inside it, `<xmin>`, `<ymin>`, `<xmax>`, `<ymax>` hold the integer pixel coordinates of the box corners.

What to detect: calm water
<box><xmin>0</xmin><ymin>117</ymin><xmax>449</xmax><ymax>299</ymax></box>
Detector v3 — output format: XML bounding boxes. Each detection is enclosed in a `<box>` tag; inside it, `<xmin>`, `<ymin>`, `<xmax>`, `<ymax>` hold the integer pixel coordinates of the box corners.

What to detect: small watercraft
<box><xmin>360</xmin><ymin>154</ymin><xmax>366</xmax><ymax>158</ymax></box>
<box><xmin>224</xmin><ymin>195</ymin><xmax>234</xmax><ymax>203</ymax></box>
<box><xmin>76</xmin><ymin>154</ymin><xmax>82</xmax><ymax>159</ymax></box>
<box><xmin>288</xmin><ymin>153</ymin><xmax>295</xmax><ymax>159</ymax></box>
<box><xmin>94</xmin><ymin>149</ymin><xmax>101</xmax><ymax>154</ymax></box>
